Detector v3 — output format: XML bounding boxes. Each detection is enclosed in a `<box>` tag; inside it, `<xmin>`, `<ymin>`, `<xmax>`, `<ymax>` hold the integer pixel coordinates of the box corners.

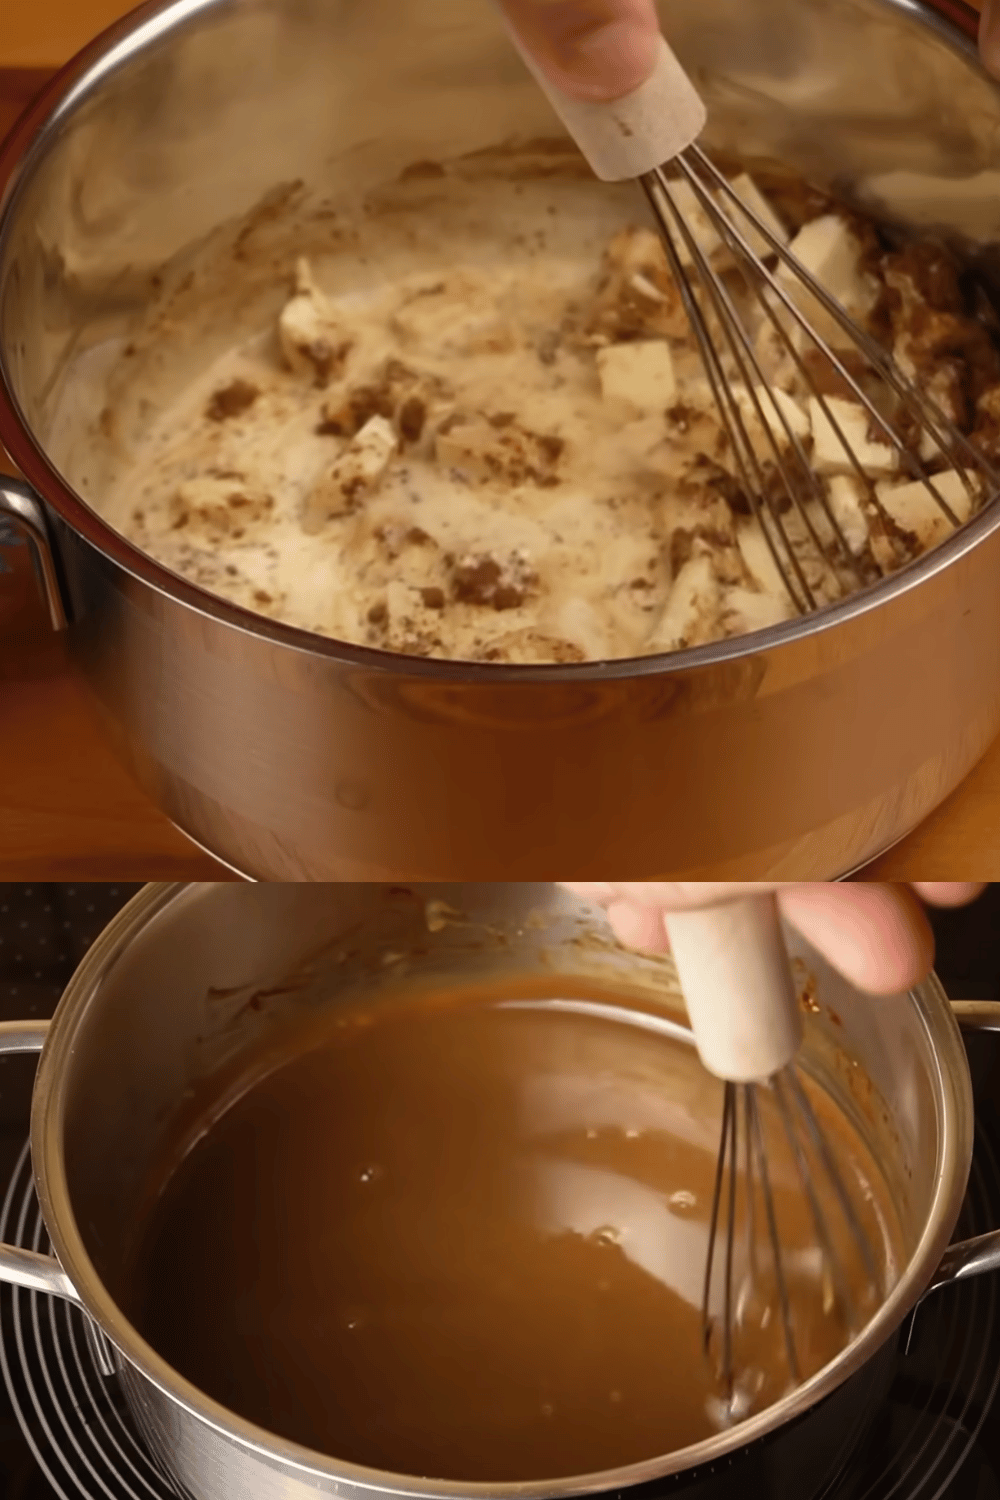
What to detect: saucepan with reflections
<box><xmin>0</xmin><ymin>883</ymin><xmax>994</xmax><ymax>1499</ymax></box>
<box><xmin>2</xmin><ymin>0</ymin><xmax>1000</xmax><ymax>878</ymax></box>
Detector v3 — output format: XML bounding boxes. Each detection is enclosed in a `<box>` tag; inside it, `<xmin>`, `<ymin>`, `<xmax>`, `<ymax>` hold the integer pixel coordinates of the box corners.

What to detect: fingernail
<box><xmin>980</xmin><ymin>0</ymin><xmax>1000</xmax><ymax>77</ymax></box>
<box><xmin>552</xmin><ymin>18</ymin><xmax>660</xmax><ymax>101</ymax></box>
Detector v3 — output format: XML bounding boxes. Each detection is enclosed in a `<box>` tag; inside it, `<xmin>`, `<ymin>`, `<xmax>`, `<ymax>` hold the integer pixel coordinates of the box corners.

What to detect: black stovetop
<box><xmin>0</xmin><ymin>882</ymin><xmax>998</xmax><ymax>1500</ymax></box>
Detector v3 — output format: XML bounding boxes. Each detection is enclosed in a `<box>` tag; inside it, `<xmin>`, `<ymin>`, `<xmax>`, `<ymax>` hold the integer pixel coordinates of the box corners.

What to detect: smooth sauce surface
<box><xmin>122</xmin><ymin>982</ymin><xmax>898</xmax><ymax>1481</ymax></box>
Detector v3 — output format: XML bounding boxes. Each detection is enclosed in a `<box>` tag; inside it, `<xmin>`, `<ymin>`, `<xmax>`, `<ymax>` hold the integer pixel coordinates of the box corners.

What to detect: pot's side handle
<box><xmin>925</xmin><ymin>999</ymin><xmax>1000</xmax><ymax>1292</ymax></box>
<box><xmin>0</xmin><ymin>475</ymin><xmax>69</xmax><ymax>631</ymax></box>
<box><xmin>0</xmin><ymin>1021</ymin><xmax>81</xmax><ymax>1306</ymax></box>
<box><xmin>951</xmin><ymin>999</ymin><xmax>1000</xmax><ymax>1032</ymax></box>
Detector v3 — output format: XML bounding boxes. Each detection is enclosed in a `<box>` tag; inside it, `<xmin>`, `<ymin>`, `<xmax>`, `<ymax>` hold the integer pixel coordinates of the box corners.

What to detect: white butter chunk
<box><xmin>596</xmin><ymin>340</ymin><xmax>677</xmax><ymax>414</ymax></box>
<box><xmin>301</xmin><ymin>415</ymin><xmax>398</xmax><ymax>533</ymax></box>
<box><xmin>736</xmin><ymin>386</ymin><xmax>811</xmax><ymax>449</ymax></box>
<box><xmin>737</xmin><ymin>519</ymin><xmax>789</xmax><ymax>598</ymax></box>
<box><xmin>725</xmin><ymin>174</ymin><xmax>789</xmax><ymax>259</ymax></box>
<box><xmin>722</xmin><ymin>585</ymin><xmax>794</xmax><ymax>635</ymax></box>
<box><xmin>808</xmin><ymin>396</ymin><xmax>898</xmax><ymax>476</ymax></box>
<box><xmin>278</xmin><ymin>258</ymin><xmax>351</xmax><ymax>385</ymax></box>
<box><xmin>876</xmin><ymin>469</ymin><xmax>978</xmax><ymax>548</ymax></box>
<box><xmin>777</xmin><ymin>215</ymin><xmax>877</xmax><ymax>347</ymax></box>
<box><xmin>647</xmin><ymin>553</ymin><xmax>719</xmax><ymax>652</ymax></box>
<box><xmin>660</xmin><ymin>178</ymin><xmax>723</xmax><ymax>267</ymax></box>
<box><xmin>825</xmin><ymin>475</ymin><xmax>870</xmax><ymax>555</ymax></box>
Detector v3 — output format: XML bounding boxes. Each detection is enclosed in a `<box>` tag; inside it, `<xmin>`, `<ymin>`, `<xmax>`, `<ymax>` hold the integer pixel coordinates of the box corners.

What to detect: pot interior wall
<box><xmin>3</xmin><ymin>0</ymin><xmax>1000</xmax><ymax>482</ymax></box>
<box><xmin>51</xmin><ymin>884</ymin><xmax>942</xmax><ymax>1308</ymax></box>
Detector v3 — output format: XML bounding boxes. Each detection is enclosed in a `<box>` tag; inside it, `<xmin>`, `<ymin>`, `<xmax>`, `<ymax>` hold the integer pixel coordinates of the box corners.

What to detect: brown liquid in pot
<box><xmin>122</xmin><ymin>980</ymin><xmax>899</xmax><ymax>1482</ymax></box>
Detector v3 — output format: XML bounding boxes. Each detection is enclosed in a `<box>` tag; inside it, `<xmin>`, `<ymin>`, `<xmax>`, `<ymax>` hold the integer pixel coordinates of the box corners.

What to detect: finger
<box><xmin>910</xmin><ymin>882</ymin><xmax>986</xmax><ymax>908</ymax></box>
<box><xmin>573</xmin><ymin>882</ymin><xmax>784</xmax><ymax>909</ymax></box>
<box><xmin>558</xmin><ymin>883</ymin><xmax>617</xmax><ymax>904</ymax></box>
<box><xmin>604</xmin><ymin>900</ymin><xmax>672</xmax><ymax>953</ymax></box>
<box><xmin>777</xmin><ymin>884</ymin><xmax>935</xmax><ymax>995</ymax></box>
<box><xmin>495</xmin><ymin>0</ymin><xmax>661</xmax><ymax>101</ymax></box>
<box><xmin>980</xmin><ymin>0</ymin><xmax>1000</xmax><ymax>79</ymax></box>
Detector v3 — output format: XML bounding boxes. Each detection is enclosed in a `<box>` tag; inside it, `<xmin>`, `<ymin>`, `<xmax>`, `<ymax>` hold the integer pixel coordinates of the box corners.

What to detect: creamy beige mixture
<box><xmin>85</xmin><ymin>158</ymin><xmax>1000</xmax><ymax>663</ymax></box>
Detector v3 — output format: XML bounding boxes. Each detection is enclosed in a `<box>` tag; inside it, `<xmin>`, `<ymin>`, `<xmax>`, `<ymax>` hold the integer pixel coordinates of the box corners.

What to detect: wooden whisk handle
<box><xmin>664</xmin><ymin>894</ymin><xmax>804</xmax><ymax>1083</ymax></box>
<box><xmin>498</xmin><ymin>26</ymin><xmax>706</xmax><ymax>181</ymax></box>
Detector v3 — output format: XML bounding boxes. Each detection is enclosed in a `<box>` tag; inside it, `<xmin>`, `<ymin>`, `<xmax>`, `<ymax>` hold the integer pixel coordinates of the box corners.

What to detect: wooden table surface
<box><xmin>1</xmin><ymin>0</ymin><xmax>996</xmax><ymax>883</ymax></box>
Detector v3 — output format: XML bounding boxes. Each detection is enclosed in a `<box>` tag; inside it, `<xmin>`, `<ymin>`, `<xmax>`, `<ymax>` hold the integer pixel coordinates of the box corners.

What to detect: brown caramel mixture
<box><xmin>121</xmin><ymin>980</ymin><xmax>899</xmax><ymax>1482</ymax></box>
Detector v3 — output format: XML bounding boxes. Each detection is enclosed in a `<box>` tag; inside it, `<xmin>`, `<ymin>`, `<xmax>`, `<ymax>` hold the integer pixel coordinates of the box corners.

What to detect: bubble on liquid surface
<box><xmin>668</xmin><ymin>1189</ymin><xmax>697</xmax><ymax>1215</ymax></box>
<box><xmin>357</xmin><ymin>1164</ymin><xmax>384</xmax><ymax>1185</ymax></box>
<box><xmin>591</xmin><ymin>1226</ymin><xmax>621</xmax><ymax>1248</ymax></box>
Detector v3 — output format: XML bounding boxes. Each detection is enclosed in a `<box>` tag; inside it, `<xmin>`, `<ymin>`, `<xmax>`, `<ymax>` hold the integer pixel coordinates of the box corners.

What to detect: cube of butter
<box><xmin>876</xmin><ymin>469</ymin><xmax>977</xmax><ymax>549</ymax></box>
<box><xmin>736</xmin><ymin>386</ymin><xmax>810</xmax><ymax>450</ymax></box>
<box><xmin>726</xmin><ymin>175</ymin><xmax>789</xmax><ymax>260</ymax></box>
<box><xmin>301</xmin><ymin>415</ymin><xmax>397</xmax><ymax>533</ymax></box>
<box><xmin>808</xmin><ymin>396</ymin><xmax>897</xmax><ymax>477</ymax></box>
<box><xmin>661</xmin><ymin>178</ymin><xmax>722</xmax><ymax>267</ymax></box>
<box><xmin>825</xmin><ymin>474</ymin><xmax>869</xmax><ymax>555</ymax></box>
<box><xmin>596</xmin><ymin>341</ymin><xmax>677</xmax><ymax>414</ymax></box>
<box><xmin>777</xmin><ymin>215</ymin><xmax>876</xmax><ymax>347</ymax></box>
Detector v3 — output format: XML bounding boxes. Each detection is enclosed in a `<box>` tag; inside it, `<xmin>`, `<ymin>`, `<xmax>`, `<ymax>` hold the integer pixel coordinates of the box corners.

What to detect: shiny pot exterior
<box><xmin>0</xmin><ymin>882</ymin><xmax>995</xmax><ymax>1500</ymax></box>
<box><xmin>2</xmin><ymin>0</ymin><xmax>1000</xmax><ymax>879</ymax></box>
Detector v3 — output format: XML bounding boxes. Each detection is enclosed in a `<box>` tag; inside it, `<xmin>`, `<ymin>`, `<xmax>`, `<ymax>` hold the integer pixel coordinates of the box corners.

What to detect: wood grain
<box><xmin>0</xmin><ymin>527</ymin><xmax>229</xmax><ymax>879</ymax></box>
<box><xmin>1</xmin><ymin>0</ymin><xmax>996</xmax><ymax>881</ymax></box>
<box><xmin>3</xmin><ymin>1</ymin><xmax>139</xmax><ymax>70</ymax></box>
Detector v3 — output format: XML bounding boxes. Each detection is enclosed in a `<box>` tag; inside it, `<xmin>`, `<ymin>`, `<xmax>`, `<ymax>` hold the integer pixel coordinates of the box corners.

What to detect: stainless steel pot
<box><xmin>0</xmin><ymin>881</ymin><xmax>998</xmax><ymax>1500</ymax></box>
<box><xmin>2</xmin><ymin>0</ymin><xmax>1000</xmax><ymax>882</ymax></box>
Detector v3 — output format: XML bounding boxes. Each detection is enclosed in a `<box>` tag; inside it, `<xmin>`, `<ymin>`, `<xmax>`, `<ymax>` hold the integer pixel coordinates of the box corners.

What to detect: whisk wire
<box><xmin>659</xmin><ymin>146</ymin><xmax>995</xmax><ymax>534</ymax></box>
<box><xmin>687</xmin><ymin>144</ymin><xmax>988</xmax><ymax>494</ymax></box>
<box><xmin>653</xmin><ymin>169</ymin><xmax>848</xmax><ymax>599</ymax></box>
<box><xmin>702</xmin><ymin>1080</ymin><xmax>732</xmax><ymax>1361</ymax></box>
<box><xmin>668</xmin><ymin>161</ymin><xmax>915</xmax><ymax>557</ymax></box>
<box><xmin>743</xmin><ymin>1086</ymin><xmax>758</xmax><ymax>1284</ymax></box>
<box><xmin>723</xmin><ymin>1081</ymin><xmax>738</xmax><ymax>1397</ymax></box>
<box><xmin>643</xmin><ymin>176</ymin><xmax>817</xmax><ymax>611</ymax></box>
<box><xmin>772</xmin><ymin>1070</ymin><xmax>857</xmax><ymax>1328</ymax></box>
<box><xmin>784</xmin><ymin>1067</ymin><xmax>881</xmax><ymax>1287</ymax></box>
<box><xmin>648</xmin><ymin>168</ymin><xmax>893</xmax><ymax>601</ymax></box>
<box><xmin>746</xmin><ymin>1084</ymin><xmax>800</xmax><ymax>1384</ymax></box>
<box><xmin>674</xmin><ymin>162</ymin><xmax>960</xmax><ymax>544</ymax></box>
<box><xmin>646</xmin><ymin>176</ymin><xmax>828</xmax><ymax>609</ymax></box>
<box><xmin>702</xmin><ymin>1068</ymin><xmax>880</xmax><ymax>1406</ymax></box>
<box><xmin>703</xmin><ymin>1080</ymin><xmax>803</xmax><ymax>1406</ymax></box>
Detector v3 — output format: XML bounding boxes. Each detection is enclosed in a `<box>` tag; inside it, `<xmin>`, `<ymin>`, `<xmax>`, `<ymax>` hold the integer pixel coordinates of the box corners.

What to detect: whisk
<box><xmin>662</xmin><ymin>896</ymin><xmax>882</xmax><ymax>1415</ymax></box>
<box><xmin>499</xmin><ymin>25</ymin><xmax>1000</xmax><ymax>613</ymax></box>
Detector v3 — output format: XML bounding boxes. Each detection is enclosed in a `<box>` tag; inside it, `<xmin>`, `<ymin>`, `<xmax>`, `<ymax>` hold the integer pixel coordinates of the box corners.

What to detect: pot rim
<box><xmin>1</xmin><ymin>0</ymin><xmax>1000</xmax><ymax>684</ymax></box>
<box><xmin>27</xmin><ymin>881</ymin><xmax>975</xmax><ymax>1497</ymax></box>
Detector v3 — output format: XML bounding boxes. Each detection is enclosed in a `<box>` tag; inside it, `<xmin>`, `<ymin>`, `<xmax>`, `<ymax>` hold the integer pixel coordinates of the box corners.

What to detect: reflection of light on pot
<box><xmin>527</xmin><ymin>1158</ymin><xmax>709</xmax><ymax>1308</ymax></box>
<box><xmin>507</xmin><ymin>995</ymin><xmax>722</xmax><ymax>1154</ymax></box>
<box><xmin>0</xmin><ymin>881</ymin><xmax>985</xmax><ymax>1500</ymax></box>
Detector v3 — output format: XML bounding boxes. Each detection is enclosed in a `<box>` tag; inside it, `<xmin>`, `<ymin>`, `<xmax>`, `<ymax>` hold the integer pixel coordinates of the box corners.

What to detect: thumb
<box><xmin>495</xmin><ymin>0</ymin><xmax>662</xmax><ymax>102</ymax></box>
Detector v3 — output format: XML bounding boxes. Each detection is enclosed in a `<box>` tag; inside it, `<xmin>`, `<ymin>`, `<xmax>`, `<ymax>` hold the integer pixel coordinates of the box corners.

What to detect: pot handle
<box><xmin>925</xmin><ymin>1000</ymin><xmax>1000</xmax><ymax>1292</ymax></box>
<box><xmin>0</xmin><ymin>1021</ymin><xmax>81</xmax><ymax>1305</ymax></box>
<box><xmin>0</xmin><ymin>475</ymin><xmax>69</xmax><ymax>631</ymax></box>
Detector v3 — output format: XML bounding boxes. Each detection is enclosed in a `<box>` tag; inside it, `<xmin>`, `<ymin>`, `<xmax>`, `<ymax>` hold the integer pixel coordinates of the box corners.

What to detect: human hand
<box><xmin>494</xmin><ymin>0</ymin><xmax>662</xmax><ymax>101</ymax></box>
<box><xmin>499</xmin><ymin>2</ymin><xmax>1000</xmax><ymax>102</ymax></box>
<box><xmin>559</xmin><ymin>883</ymin><xmax>985</xmax><ymax>993</ymax></box>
